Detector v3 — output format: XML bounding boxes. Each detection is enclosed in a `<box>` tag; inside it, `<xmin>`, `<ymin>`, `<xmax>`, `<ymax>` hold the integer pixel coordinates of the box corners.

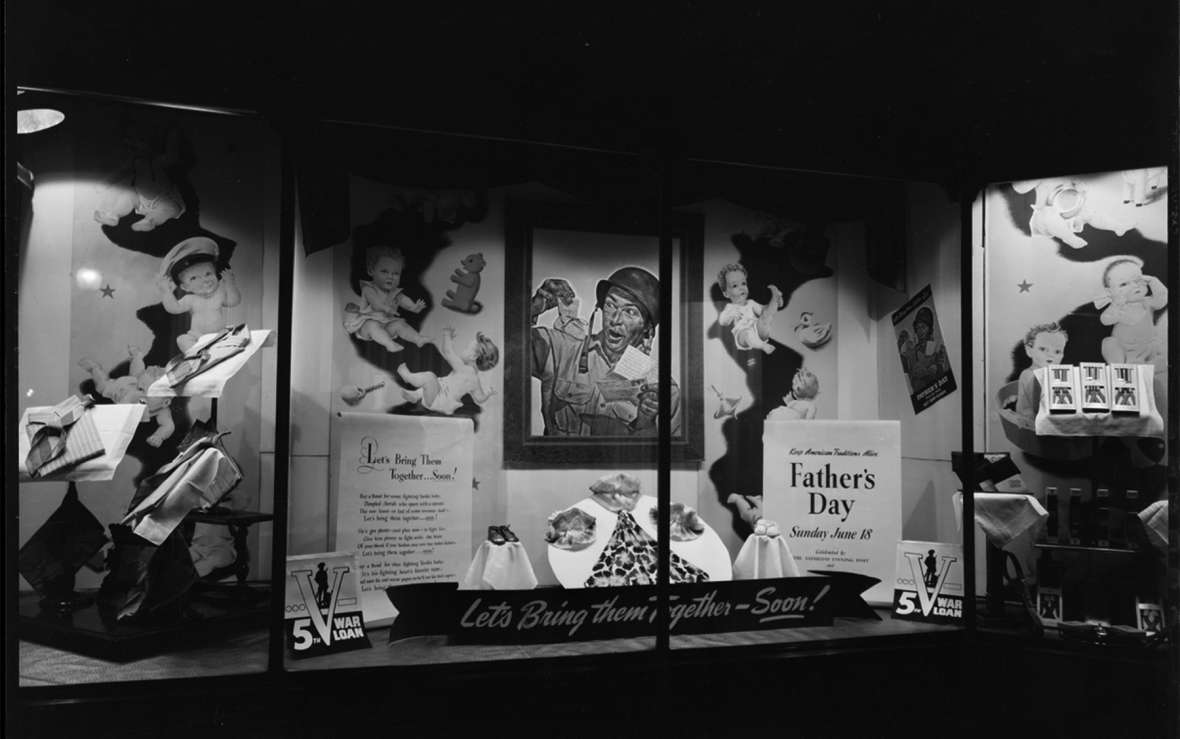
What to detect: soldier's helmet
<box><xmin>596</xmin><ymin>267</ymin><xmax>661</xmax><ymax>328</ymax></box>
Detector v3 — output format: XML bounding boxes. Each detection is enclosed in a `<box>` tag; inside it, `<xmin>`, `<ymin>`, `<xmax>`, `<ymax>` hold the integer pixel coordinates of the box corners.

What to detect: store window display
<box><xmin>15</xmin><ymin>96</ymin><xmax>279</xmax><ymax>684</ymax></box>
<box><xmin>983</xmin><ymin>166</ymin><xmax>1170</xmax><ymax>634</ymax></box>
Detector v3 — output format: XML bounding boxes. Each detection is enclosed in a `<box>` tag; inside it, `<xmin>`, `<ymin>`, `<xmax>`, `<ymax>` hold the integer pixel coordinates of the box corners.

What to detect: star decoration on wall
<box><xmin>1017</xmin><ymin>280</ymin><xmax>1032</xmax><ymax>293</ymax></box>
<box><xmin>472</xmin><ymin>478</ymin><xmax>480</xmax><ymax>491</ymax></box>
<box><xmin>100</xmin><ymin>284</ymin><xmax>116</xmax><ymax>298</ymax></box>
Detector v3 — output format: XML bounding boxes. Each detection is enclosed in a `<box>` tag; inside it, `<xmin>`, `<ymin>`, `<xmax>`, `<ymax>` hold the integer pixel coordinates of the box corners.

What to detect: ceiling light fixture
<box><xmin>17</xmin><ymin>108</ymin><xmax>66</xmax><ymax>134</ymax></box>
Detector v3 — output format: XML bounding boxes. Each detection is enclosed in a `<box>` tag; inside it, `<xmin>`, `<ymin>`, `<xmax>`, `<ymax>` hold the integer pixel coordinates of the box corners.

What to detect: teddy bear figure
<box><xmin>441</xmin><ymin>252</ymin><xmax>486</xmax><ymax>314</ymax></box>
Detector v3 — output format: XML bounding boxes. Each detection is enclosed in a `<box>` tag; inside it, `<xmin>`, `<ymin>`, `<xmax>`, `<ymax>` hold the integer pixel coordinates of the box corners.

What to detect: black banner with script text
<box><xmin>387</xmin><ymin>572</ymin><xmax>879</xmax><ymax>644</ymax></box>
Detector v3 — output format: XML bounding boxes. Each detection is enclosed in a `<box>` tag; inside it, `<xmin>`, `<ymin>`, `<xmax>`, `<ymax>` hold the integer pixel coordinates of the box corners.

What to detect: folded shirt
<box><xmin>122</xmin><ymin>432</ymin><xmax>242</xmax><ymax>545</ymax></box>
<box><xmin>24</xmin><ymin>395</ymin><xmax>104</xmax><ymax>479</ymax></box>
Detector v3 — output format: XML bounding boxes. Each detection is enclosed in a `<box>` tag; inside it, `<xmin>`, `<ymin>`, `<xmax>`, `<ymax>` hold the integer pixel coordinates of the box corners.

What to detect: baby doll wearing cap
<box><xmin>158</xmin><ymin>237</ymin><xmax>241</xmax><ymax>353</ymax></box>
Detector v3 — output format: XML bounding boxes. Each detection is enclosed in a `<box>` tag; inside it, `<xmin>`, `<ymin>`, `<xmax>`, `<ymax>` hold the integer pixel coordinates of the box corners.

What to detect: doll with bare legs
<box><xmin>1095</xmin><ymin>257</ymin><xmax>1168</xmax><ymax>365</ymax></box>
<box><xmin>158</xmin><ymin>237</ymin><xmax>241</xmax><ymax>353</ymax></box>
<box><xmin>343</xmin><ymin>245</ymin><xmax>429</xmax><ymax>353</ymax></box>
<box><xmin>397</xmin><ymin>328</ymin><xmax>499</xmax><ymax>414</ymax></box>
<box><xmin>766</xmin><ymin>366</ymin><xmax>820</xmax><ymax>421</ymax></box>
<box><xmin>1012</xmin><ymin>178</ymin><xmax>1133</xmax><ymax>249</ymax></box>
<box><xmin>79</xmin><ymin>345</ymin><xmax>175</xmax><ymax>447</ymax></box>
<box><xmin>717</xmin><ymin>263</ymin><xmax>783</xmax><ymax>354</ymax></box>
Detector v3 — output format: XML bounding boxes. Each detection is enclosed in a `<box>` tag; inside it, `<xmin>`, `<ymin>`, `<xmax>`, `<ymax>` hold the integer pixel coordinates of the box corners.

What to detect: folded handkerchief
<box><xmin>649</xmin><ymin>503</ymin><xmax>706</xmax><ymax>542</ymax></box>
<box><xmin>461</xmin><ymin>541</ymin><xmax>539</xmax><ymax>590</ymax></box>
<box><xmin>588</xmin><ymin>472</ymin><xmax>642</xmax><ymax>512</ymax></box>
<box><xmin>585</xmin><ymin>510</ymin><xmax>709</xmax><ymax>587</ymax></box>
<box><xmin>1138</xmin><ymin>500</ymin><xmax>1168</xmax><ymax>555</ymax></box>
<box><xmin>955</xmin><ymin>492</ymin><xmax>1048</xmax><ymax>551</ymax></box>
<box><xmin>733</xmin><ymin>533</ymin><xmax>801</xmax><ymax>579</ymax></box>
<box><xmin>545</xmin><ymin>506</ymin><xmax>597</xmax><ymax>550</ymax></box>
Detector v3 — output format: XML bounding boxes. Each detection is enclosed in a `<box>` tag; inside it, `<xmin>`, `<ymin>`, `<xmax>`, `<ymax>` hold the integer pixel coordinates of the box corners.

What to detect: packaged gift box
<box><xmin>1047</xmin><ymin>365</ymin><xmax>1080</xmax><ymax>414</ymax></box>
<box><xmin>1079</xmin><ymin>362</ymin><xmax>1110</xmax><ymax>413</ymax></box>
<box><xmin>1109</xmin><ymin>363</ymin><xmax>1140</xmax><ymax>414</ymax></box>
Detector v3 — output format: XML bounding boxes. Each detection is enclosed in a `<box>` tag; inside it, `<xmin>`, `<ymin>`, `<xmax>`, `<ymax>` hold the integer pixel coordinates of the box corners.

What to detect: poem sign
<box><xmin>335</xmin><ymin>412</ymin><xmax>474</xmax><ymax>620</ymax></box>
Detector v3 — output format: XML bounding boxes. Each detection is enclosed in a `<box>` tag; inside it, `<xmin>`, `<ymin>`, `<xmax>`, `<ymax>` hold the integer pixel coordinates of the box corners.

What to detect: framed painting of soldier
<box><xmin>504</xmin><ymin>201</ymin><xmax>704</xmax><ymax>466</ymax></box>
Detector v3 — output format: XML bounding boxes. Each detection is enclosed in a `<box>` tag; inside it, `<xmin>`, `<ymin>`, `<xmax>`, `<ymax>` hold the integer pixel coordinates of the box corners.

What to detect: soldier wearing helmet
<box><xmin>529</xmin><ymin>267</ymin><xmax>681</xmax><ymax>437</ymax></box>
<box><xmin>906</xmin><ymin>304</ymin><xmax>949</xmax><ymax>393</ymax></box>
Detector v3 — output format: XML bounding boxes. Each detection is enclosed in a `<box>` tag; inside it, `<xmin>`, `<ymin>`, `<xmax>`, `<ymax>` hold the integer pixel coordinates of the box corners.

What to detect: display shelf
<box><xmin>18</xmin><ymin>588</ymin><xmax>270</xmax><ymax>665</ymax></box>
<box><xmin>1035</xmin><ymin>543</ymin><xmax>1138</xmax><ymax>555</ymax></box>
<box><xmin>282</xmin><ymin>610</ymin><xmax>959</xmax><ymax>671</ymax></box>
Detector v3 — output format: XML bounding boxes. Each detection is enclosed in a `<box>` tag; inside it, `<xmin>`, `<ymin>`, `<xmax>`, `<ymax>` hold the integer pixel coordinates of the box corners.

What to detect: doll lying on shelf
<box><xmin>78</xmin><ymin>346</ymin><xmax>175</xmax><ymax>447</ymax></box>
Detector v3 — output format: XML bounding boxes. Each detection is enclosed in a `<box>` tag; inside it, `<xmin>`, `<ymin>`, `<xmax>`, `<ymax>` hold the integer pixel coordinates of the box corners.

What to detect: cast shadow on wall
<box><xmin>86</xmin><ymin>123</ymin><xmax>237</xmax><ymax>489</ymax></box>
<box><xmin>709</xmin><ymin>229</ymin><xmax>834</xmax><ymax>539</ymax></box>
<box><xmin>345</xmin><ymin>206</ymin><xmax>487</xmax><ymax>430</ymax></box>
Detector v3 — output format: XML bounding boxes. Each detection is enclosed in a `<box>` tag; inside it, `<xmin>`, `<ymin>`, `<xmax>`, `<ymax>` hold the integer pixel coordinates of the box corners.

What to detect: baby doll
<box><xmin>1121</xmin><ymin>167</ymin><xmax>1166</xmax><ymax>207</ymax></box>
<box><xmin>396</xmin><ymin>328</ymin><xmax>498</xmax><ymax>414</ymax></box>
<box><xmin>158</xmin><ymin>237</ymin><xmax>241</xmax><ymax>353</ymax></box>
<box><xmin>766</xmin><ymin>366</ymin><xmax>819</xmax><ymax>421</ymax></box>
<box><xmin>717</xmin><ymin>263</ymin><xmax>783</xmax><ymax>354</ymax></box>
<box><xmin>1096</xmin><ymin>257</ymin><xmax>1168</xmax><ymax>365</ymax></box>
<box><xmin>78</xmin><ymin>346</ymin><xmax>175</xmax><ymax>447</ymax></box>
<box><xmin>342</xmin><ymin>245</ymin><xmax>429</xmax><ymax>353</ymax></box>
<box><xmin>94</xmin><ymin>126</ymin><xmax>186</xmax><ymax>232</ymax></box>
<box><xmin>1014</xmin><ymin>322</ymin><xmax>1067</xmax><ymax>420</ymax></box>
<box><xmin>1012</xmin><ymin>178</ymin><xmax>1132</xmax><ymax>249</ymax></box>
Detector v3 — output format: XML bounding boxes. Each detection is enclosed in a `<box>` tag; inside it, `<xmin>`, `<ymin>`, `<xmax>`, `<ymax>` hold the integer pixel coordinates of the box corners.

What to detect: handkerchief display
<box><xmin>545</xmin><ymin>506</ymin><xmax>597</xmax><ymax>550</ymax></box>
<box><xmin>953</xmin><ymin>492</ymin><xmax>1048</xmax><ymax>551</ymax></box>
<box><xmin>733</xmin><ymin>532</ymin><xmax>801</xmax><ymax>580</ymax></box>
<box><xmin>584</xmin><ymin>510</ymin><xmax>709</xmax><ymax>587</ymax></box>
<box><xmin>122</xmin><ymin>428</ymin><xmax>243</xmax><ymax>545</ymax></box>
<box><xmin>1138</xmin><ymin>500</ymin><xmax>1168</xmax><ymax>555</ymax></box>
<box><xmin>588</xmin><ymin>472</ymin><xmax>642</xmax><ymax>513</ymax></box>
<box><xmin>649</xmin><ymin>503</ymin><xmax>705</xmax><ymax>542</ymax></box>
<box><xmin>461</xmin><ymin>541</ymin><xmax>539</xmax><ymax>590</ymax></box>
<box><xmin>24</xmin><ymin>394</ymin><xmax>103</xmax><ymax>478</ymax></box>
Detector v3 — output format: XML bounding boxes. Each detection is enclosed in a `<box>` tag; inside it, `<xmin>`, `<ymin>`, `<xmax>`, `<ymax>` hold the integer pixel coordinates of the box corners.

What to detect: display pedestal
<box><xmin>18</xmin><ymin>585</ymin><xmax>270</xmax><ymax>662</ymax></box>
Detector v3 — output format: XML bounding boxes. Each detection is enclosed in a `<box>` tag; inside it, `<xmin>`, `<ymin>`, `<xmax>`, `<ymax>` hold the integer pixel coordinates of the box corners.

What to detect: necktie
<box><xmin>164</xmin><ymin>323</ymin><xmax>250</xmax><ymax>387</ymax></box>
<box><xmin>584</xmin><ymin>510</ymin><xmax>709</xmax><ymax>587</ymax></box>
<box><xmin>25</xmin><ymin>395</ymin><xmax>96</xmax><ymax>478</ymax></box>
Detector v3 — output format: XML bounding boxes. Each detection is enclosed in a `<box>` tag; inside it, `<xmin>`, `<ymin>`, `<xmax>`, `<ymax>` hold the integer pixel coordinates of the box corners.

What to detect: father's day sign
<box><xmin>762</xmin><ymin>420</ymin><xmax>901</xmax><ymax>605</ymax></box>
<box><xmin>385</xmin><ymin>574</ymin><xmax>879</xmax><ymax>644</ymax></box>
<box><xmin>335</xmin><ymin>412</ymin><xmax>474</xmax><ymax>624</ymax></box>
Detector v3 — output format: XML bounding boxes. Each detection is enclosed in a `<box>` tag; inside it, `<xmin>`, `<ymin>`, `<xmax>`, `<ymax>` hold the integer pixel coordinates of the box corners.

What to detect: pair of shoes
<box><xmin>487</xmin><ymin>525</ymin><xmax>519</xmax><ymax>545</ymax></box>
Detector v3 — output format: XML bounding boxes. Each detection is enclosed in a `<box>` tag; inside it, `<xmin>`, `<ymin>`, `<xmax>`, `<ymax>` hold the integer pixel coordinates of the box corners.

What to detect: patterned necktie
<box><xmin>165</xmin><ymin>323</ymin><xmax>250</xmax><ymax>387</ymax></box>
<box><xmin>584</xmin><ymin>510</ymin><xmax>709</xmax><ymax>587</ymax></box>
<box><xmin>25</xmin><ymin>395</ymin><xmax>95</xmax><ymax>478</ymax></box>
